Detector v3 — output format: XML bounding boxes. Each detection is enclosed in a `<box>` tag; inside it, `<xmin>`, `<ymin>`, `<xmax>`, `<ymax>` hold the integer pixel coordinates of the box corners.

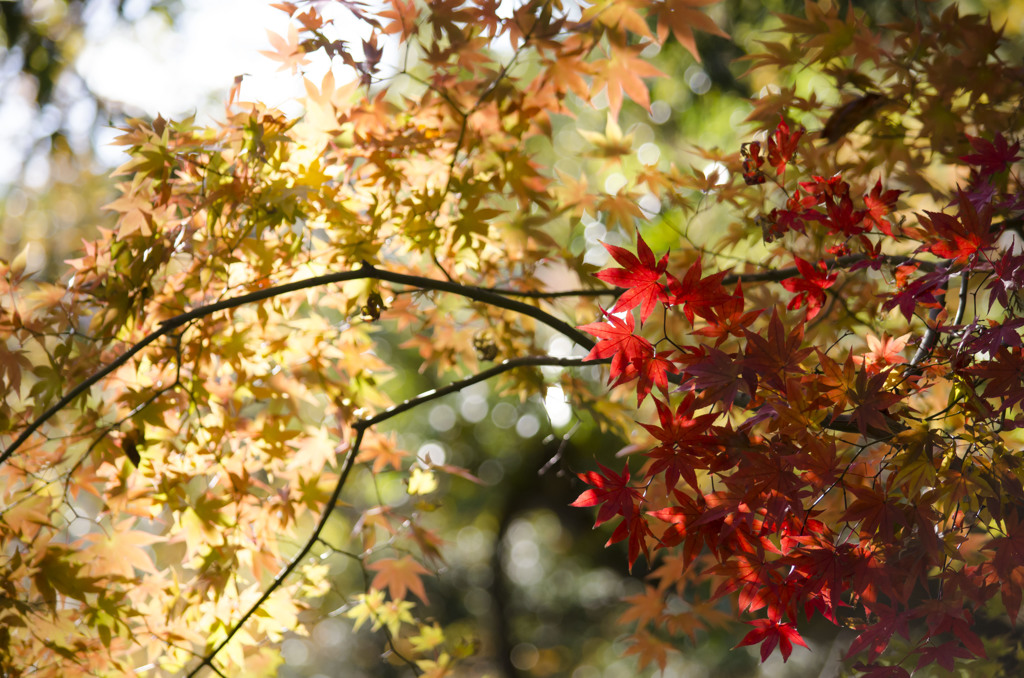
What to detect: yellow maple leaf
<box><xmin>408</xmin><ymin>467</ymin><xmax>438</xmax><ymax>495</ymax></box>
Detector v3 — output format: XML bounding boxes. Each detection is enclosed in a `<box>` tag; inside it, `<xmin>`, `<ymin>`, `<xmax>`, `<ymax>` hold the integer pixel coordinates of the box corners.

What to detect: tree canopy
<box><xmin>3</xmin><ymin>0</ymin><xmax>1024</xmax><ymax>676</ymax></box>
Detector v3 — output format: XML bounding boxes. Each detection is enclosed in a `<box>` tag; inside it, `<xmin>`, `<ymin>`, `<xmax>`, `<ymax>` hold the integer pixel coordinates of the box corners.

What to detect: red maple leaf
<box><xmin>982</xmin><ymin>509</ymin><xmax>1024</xmax><ymax>619</ymax></box>
<box><xmin>641</xmin><ymin>395</ymin><xmax>718</xmax><ymax>490</ymax></box>
<box><xmin>572</xmin><ymin>462</ymin><xmax>641</xmax><ymax>527</ymax></box>
<box><xmin>964</xmin><ymin>346</ymin><xmax>1024</xmax><ymax>411</ymax></box>
<box><xmin>691</xmin><ymin>281</ymin><xmax>763</xmax><ymax>346</ymax></box>
<box><xmin>735</xmin><ymin>618</ymin><xmax>809</xmax><ymax>662</ymax></box>
<box><xmin>845</xmin><ymin>604</ymin><xmax>914</xmax><ymax>662</ymax></box>
<box><xmin>579</xmin><ymin>309</ymin><xmax>653</xmax><ymax>383</ymax></box>
<box><xmin>742</xmin><ymin>309</ymin><xmax>813</xmax><ymax>391</ymax></box>
<box><xmin>680</xmin><ymin>345</ymin><xmax>750</xmax><ymax>410</ymax></box>
<box><xmin>766</xmin><ymin>116</ymin><xmax>804</xmax><ymax>176</ymax></box>
<box><xmin>914</xmin><ymin>642</ymin><xmax>975</xmax><ymax>673</ymax></box>
<box><xmin>741</xmin><ymin>141</ymin><xmax>767</xmax><ymax>185</ymax></box>
<box><xmin>959</xmin><ymin>133</ymin><xmax>1021</xmax><ymax>177</ymax></box>
<box><xmin>986</xmin><ymin>250</ymin><xmax>1024</xmax><ymax>312</ymax></box>
<box><xmin>882</xmin><ymin>267</ymin><xmax>948</xmax><ymax>321</ymax></box>
<box><xmin>595</xmin><ymin>233</ymin><xmax>669</xmax><ymax>324</ymax></box>
<box><xmin>863</xmin><ymin>180</ymin><xmax>902</xmax><ymax>235</ymax></box>
<box><xmin>664</xmin><ymin>257</ymin><xmax>731</xmax><ymax>324</ymax></box>
<box><xmin>919</xmin><ymin>190</ymin><xmax>993</xmax><ymax>263</ymax></box>
<box><xmin>842</xmin><ymin>484</ymin><xmax>906</xmax><ymax>541</ymax></box>
<box><xmin>780</xmin><ymin>257</ymin><xmax>837</xmax><ymax>319</ymax></box>
<box><xmin>608</xmin><ymin>510</ymin><xmax>655</xmax><ymax>571</ymax></box>
<box><xmin>649</xmin><ymin>490</ymin><xmax>706</xmax><ymax>567</ymax></box>
<box><xmin>612</xmin><ymin>349</ymin><xmax>677</xmax><ymax>405</ymax></box>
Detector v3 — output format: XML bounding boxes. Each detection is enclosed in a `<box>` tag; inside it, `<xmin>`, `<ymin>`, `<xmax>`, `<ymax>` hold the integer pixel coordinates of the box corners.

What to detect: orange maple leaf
<box><xmin>369</xmin><ymin>555</ymin><xmax>431</xmax><ymax>603</ymax></box>
<box><xmin>592</xmin><ymin>38</ymin><xmax>665</xmax><ymax>118</ymax></box>
<box><xmin>654</xmin><ymin>0</ymin><xmax>729</xmax><ymax>60</ymax></box>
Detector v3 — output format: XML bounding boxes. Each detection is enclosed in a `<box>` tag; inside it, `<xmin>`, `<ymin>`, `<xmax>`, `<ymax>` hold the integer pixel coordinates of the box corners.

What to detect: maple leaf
<box><xmin>541</xmin><ymin>50</ymin><xmax>592</xmax><ymax>99</ymax></box>
<box><xmin>845</xmin><ymin>605</ymin><xmax>913</xmax><ymax>662</ymax></box>
<box><xmin>641</xmin><ymin>395</ymin><xmax>718</xmax><ymax>491</ymax></box>
<box><xmin>918</xmin><ymin>190</ymin><xmax>994</xmax><ymax>263</ymax></box>
<box><xmin>766</xmin><ymin>116</ymin><xmax>804</xmax><ymax>176</ymax></box>
<box><xmin>619</xmin><ymin>585</ymin><xmax>667</xmax><ymax>627</ymax></box>
<box><xmin>594</xmin><ymin>233</ymin><xmax>669</xmax><ymax>323</ymax></box>
<box><xmin>680</xmin><ymin>345</ymin><xmax>750</xmax><ymax>410</ymax></box>
<box><xmin>608</xmin><ymin>509</ymin><xmax>654</xmax><ymax>571</ymax></box>
<box><xmin>882</xmin><ymin>267</ymin><xmax>949</xmax><ymax>322</ymax></box>
<box><xmin>742</xmin><ymin>309</ymin><xmax>812</xmax><ymax>391</ymax></box>
<box><xmin>572</xmin><ymin>462</ymin><xmax>641</xmax><ymax>527</ymax></box>
<box><xmin>836</xmin><ymin>367</ymin><xmax>904</xmax><ymax>437</ymax></box>
<box><xmin>741</xmin><ymin>141</ymin><xmax>767</xmax><ymax>185</ymax></box>
<box><xmin>982</xmin><ymin>509</ymin><xmax>1024</xmax><ymax>620</ymax></box>
<box><xmin>623</xmin><ymin>628</ymin><xmax>674</xmax><ymax>672</ymax></box>
<box><xmin>780</xmin><ymin>257</ymin><xmax>837</xmax><ymax>319</ymax></box>
<box><xmin>863</xmin><ymin>180</ymin><xmax>902</xmax><ymax>235</ymax></box>
<box><xmin>691</xmin><ymin>281</ymin><xmax>763</xmax><ymax>346</ymax></box>
<box><xmin>380</xmin><ymin>0</ymin><xmax>418</xmax><ymax>40</ymax></box>
<box><xmin>664</xmin><ymin>256</ymin><xmax>731</xmax><ymax>324</ymax></box>
<box><xmin>914</xmin><ymin>642</ymin><xmax>975</xmax><ymax>672</ymax></box>
<box><xmin>653</xmin><ymin>0</ymin><xmax>729</xmax><ymax>60</ymax></box>
<box><xmin>853</xmin><ymin>333</ymin><xmax>910</xmax><ymax>370</ymax></box>
<box><xmin>735</xmin><ymin>618</ymin><xmax>809</xmax><ymax>662</ymax></box>
<box><xmin>612</xmin><ymin>348</ymin><xmax>678</xmax><ymax>405</ymax></box>
<box><xmin>843</xmin><ymin>484</ymin><xmax>906</xmax><ymax>541</ymax></box>
<box><xmin>260</xmin><ymin>24</ymin><xmax>311</xmax><ymax>73</ymax></box>
<box><xmin>591</xmin><ymin>36</ymin><xmax>666</xmax><ymax>118</ymax></box>
<box><xmin>579</xmin><ymin>309</ymin><xmax>654</xmax><ymax>383</ymax></box>
<box><xmin>985</xmin><ymin>249</ymin><xmax>1024</xmax><ymax>311</ymax></box>
<box><xmin>964</xmin><ymin>346</ymin><xmax>1024</xmax><ymax>411</ymax></box>
<box><xmin>369</xmin><ymin>555</ymin><xmax>431</xmax><ymax>603</ymax></box>
<box><xmin>781</xmin><ymin>542</ymin><xmax>850</xmax><ymax>622</ymax></box>
<box><xmin>579</xmin><ymin>114</ymin><xmax>635</xmax><ymax>167</ymax></box>
<box><xmin>649</xmin><ymin>490</ymin><xmax>707</xmax><ymax>567</ymax></box>
<box><xmin>581</xmin><ymin>0</ymin><xmax>654</xmax><ymax>40</ymax></box>
<box><xmin>960</xmin><ymin>133</ymin><xmax>1021</xmax><ymax>177</ymax></box>
<box><xmin>966</xmin><ymin>317</ymin><xmax>1024</xmax><ymax>355</ymax></box>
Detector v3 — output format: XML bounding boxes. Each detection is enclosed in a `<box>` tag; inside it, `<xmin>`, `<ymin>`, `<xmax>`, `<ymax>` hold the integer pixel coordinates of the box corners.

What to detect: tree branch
<box><xmin>361</xmin><ymin>356</ymin><xmax>597</xmax><ymax>428</ymax></box>
<box><xmin>484</xmin><ymin>253</ymin><xmax>936</xmax><ymax>299</ymax></box>
<box><xmin>0</xmin><ymin>264</ymin><xmax>598</xmax><ymax>467</ymax></box>
<box><xmin>185</xmin><ymin>354</ymin><xmax>593</xmax><ymax>675</ymax></box>
<box><xmin>185</xmin><ymin>426</ymin><xmax>365</xmax><ymax>678</ymax></box>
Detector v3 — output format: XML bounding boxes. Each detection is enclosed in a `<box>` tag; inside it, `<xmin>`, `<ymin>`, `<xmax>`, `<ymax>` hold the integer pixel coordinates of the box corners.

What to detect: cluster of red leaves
<box><xmin>575</xmin><ymin>111</ymin><xmax>1024</xmax><ymax>675</ymax></box>
<box><xmin>740</xmin><ymin>116</ymin><xmax>804</xmax><ymax>186</ymax></box>
<box><xmin>579</xmin><ymin>240</ymin><xmax>730</xmax><ymax>404</ymax></box>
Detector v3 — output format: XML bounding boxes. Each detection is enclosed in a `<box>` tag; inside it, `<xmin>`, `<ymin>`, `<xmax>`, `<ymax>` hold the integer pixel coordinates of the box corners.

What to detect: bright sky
<box><xmin>77</xmin><ymin>0</ymin><xmax>307</xmax><ymax>164</ymax></box>
<box><xmin>2</xmin><ymin>0</ymin><xmax>530</xmax><ymax>185</ymax></box>
<box><xmin>79</xmin><ymin>0</ymin><xmax>306</xmax><ymax>116</ymax></box>
<box><xmin>0</xmin><ymin>0</ymin><xmax>313</xmax><ymax>185</ymax></box>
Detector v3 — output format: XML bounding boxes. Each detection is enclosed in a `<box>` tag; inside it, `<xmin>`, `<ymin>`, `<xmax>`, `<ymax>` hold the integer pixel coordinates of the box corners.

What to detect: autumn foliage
<box><xmin>2</xmin><ymin>0</ymin><xmax>1024</xmax><ymax>676</ymax></box>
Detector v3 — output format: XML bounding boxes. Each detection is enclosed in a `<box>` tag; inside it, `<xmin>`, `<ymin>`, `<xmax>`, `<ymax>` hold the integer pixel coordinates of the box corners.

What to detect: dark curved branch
<box><xmin>908</xmin><ymin>265</ymin><xmax>963</xmax><ymax>369</ymax></box>
<box><xmin>185</xmin><ymin>354</ymin><xmax>593</xmax><ymax>675</ymax></box>
<box><xmin>0</xmin><ymin>264</ymin><xmax>597</xmax><ymax>467</ymax></box>
<box><xmin>185</xmin><ymin>426</ymin><xmax>365</xmax><ymax>678</ymax></box>
<box><xmin>361</xmin><ymin>355</ymin><xmax>598</xmax><ymax>428</ymax></box>
<box><xmin>485</xmin><ymin>253</ymin><xmax>936</xmax><ymax>299</ymax></box>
